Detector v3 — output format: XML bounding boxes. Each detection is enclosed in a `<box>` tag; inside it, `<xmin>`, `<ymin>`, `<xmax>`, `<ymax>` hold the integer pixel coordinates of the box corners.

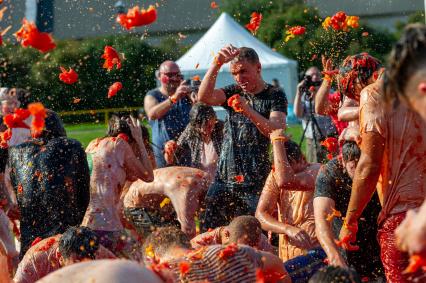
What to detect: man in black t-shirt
<box><xmin>198</xmin><ymin>45</ymin><xmax>288</xmax><ymax>229</ymax></box>
<box><xmin>313</xmin><ymin>141</ymin><xmax>384</xmax><ymax>280</ymax></box>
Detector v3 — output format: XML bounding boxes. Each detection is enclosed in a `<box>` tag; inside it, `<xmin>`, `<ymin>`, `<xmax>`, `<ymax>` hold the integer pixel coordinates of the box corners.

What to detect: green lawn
<box><xmin>65</xmin><ymin>122</ymin><xmax>306</xmax><ymax>153</ymax></box>
<box><xmin>65</xmin><ymin>123</ymin><xmax>107</xmax><ymax>148</ymax></box>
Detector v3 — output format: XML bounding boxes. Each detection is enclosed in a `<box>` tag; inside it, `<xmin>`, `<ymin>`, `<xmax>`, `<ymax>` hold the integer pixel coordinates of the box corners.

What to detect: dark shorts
<box><xmin>202</xmin><ymin>179</ymin><xmax>262</xmax><ymax>230</ymax></box>
<box><xmin>124</xmin><ymin>207</ymin><xmax>180</xmax><ymax>238</ymax></box>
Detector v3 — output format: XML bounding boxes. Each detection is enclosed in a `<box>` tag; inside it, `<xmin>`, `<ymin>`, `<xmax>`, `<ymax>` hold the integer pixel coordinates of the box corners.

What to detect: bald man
<box><xmin>293</xmin><ymin>66</ymin><xmax>336</xmax><ymax>163</ymax></box>
<box><xmin>123</xmin><ymin>166</ymin><xmax>210</xmax><ymax>238</ymax></box>
<box><xmin>144</xmin><ymin>61</ymin><xmax>193</xmax><ymax>168</ymax></box>
<box><xmin>38</xmin><ymin>260</ymin><xmax>163</xmax><ymax>283</ymax></box>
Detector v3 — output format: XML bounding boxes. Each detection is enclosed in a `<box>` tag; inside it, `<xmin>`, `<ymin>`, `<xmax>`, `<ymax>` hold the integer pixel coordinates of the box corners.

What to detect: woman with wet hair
<box><xmin>338</xmin><ymin>25</ymin><xmax>426</xmax><ymax>282</ymax></box>
<box><xmin>82</xmin><ymin>115</ymin><xmax>153</xmax><ymax>259</ymax></box>
<box><xmin>390</xmin><ymin>23</ymin><xmax>426</xmax><ymax>259</ymax></box>
<box><xmin>164</xmin><ymin>102</ymin><xmax>223</xmax><ymax>181</ymax></box>
<box><xmin>334</xmin><ymin>53</ymin><xmax>384</xmax><ymax>143</ymax></box>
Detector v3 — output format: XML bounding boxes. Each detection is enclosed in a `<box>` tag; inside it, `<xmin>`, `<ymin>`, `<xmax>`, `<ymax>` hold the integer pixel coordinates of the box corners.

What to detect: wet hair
<box><xmin>142</xmin><ymin>226</ymin><xmax>190</xmax><ymax>264</ymax></box>
<box><xmin>58</xmin><ymin>226</ymin><xmax>99</xmax><ymax>260</ymax></box>
<box><xmin>227</xmin><ymin>215</ymin><xmax>262</xmax><ymax>247</ymax></box>
<box><xmin>384</xmin><ymin>23</ymin><xmax>426</xmax><ymax>105</ymax></box>
<box><xmin>232</xmin><ymin>47</ymin><xmax>260</xmax><ymax>65</ymax></box>
<box><xmin>42</xmin><ymin>110</ymin><xmax>67</xmax><ymax>139</ymax></box>
<box><xmin>106</xmin><ymin>114</ymin><xmax>134</xmax><ymax>142</ymax></box>
<box><xmin>337</xmin><ymin>53</ymin><xmax>381</xmax><ymax>100</ymax></box>
<box><xmin>284</xmin><ymin>140</ymin><xmax>304</xmax><ymax>164</ymax></box>
<box><xmin>342</xmin><ymin>141</ymin><xmax>361</xmax><ymax>162</ymax></box>
<box><xmin>187</xmin><ymin>103</ymin><xmax>216</xmax><ymax>136</ymax></box>
<box><xmin>309</xmin><ymin>266</ymin><xmax>361</xmax><ymax>283</ymax></box>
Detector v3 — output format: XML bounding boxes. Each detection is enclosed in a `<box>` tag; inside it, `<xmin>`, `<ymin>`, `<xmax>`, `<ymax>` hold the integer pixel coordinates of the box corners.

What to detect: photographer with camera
<box><xmin>144</xmin><ymin>61</ymin><xmax>193</xmax><ymax>168</ymax></box>
<box><xmin>294</xmin><ymin>67</ymin><xmax>336</xmax><ymax>163</ymax></box>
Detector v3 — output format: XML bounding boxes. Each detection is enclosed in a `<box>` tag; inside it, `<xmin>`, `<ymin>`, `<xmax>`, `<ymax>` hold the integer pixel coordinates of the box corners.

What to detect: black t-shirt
<box><xmin>8</xmin><ymin>137</ymin><xmax>90</xmax><ymax>258</ymax></box>
<box><xmin>314</xmin><ymin>158</ymin><xmax>383</xmax><ymax>278</ymax></box>
<box><xmin>217</xmin><ymin>84</ymin><xmax>288</xmax><ymax>188</ymax></box>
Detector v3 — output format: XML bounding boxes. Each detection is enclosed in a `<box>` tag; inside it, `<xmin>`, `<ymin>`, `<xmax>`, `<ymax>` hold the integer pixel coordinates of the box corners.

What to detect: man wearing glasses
<box><xmin>144</xmin><ymin>61</ymin><xmax>192</xmax><ymax>168</ymax></box>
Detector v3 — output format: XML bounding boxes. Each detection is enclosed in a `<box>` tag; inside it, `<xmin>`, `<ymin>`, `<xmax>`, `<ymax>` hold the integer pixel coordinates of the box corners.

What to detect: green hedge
<box><xmin>0</xmin><ymin>34</ymin><xmax>170</xmax><ymax>122</ymax></box>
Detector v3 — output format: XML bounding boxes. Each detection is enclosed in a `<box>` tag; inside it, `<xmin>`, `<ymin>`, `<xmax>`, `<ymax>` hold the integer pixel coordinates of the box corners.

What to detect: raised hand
<box><xmin>215</xmin><ymin>45</ymin><xmax>240</xmax><ymax>66</ymax></box>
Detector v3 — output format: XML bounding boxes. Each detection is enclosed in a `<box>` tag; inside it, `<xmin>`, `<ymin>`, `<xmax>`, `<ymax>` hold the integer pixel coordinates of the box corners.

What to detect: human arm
<box><xmin>238</xmin><ymin>97</ymin><xmax>287</xmax><ymax>136</ymax></box>
<box><xmin>197</xmin><ymin>45</ymin><xmax>239</xmax><ymax>106</ymax></box>
<box><xmin>339</xmin><ymin>132</ymin><xmax>384</xmax><ymax>247</ymax></box>
<box><xmin>315</xmin><ymin>81</ymin><xmax>333</xmax><ymax>115</ymax></box>
<box><xmin>144</xmin><ymin>83</ymin><xmax>191</xmax><ymax>120</ymax></box>
<box><xmin>270</xmin><ymin>129</ymin><xmax>316</xmax><ymax>191</ymax></box>
<box><xmin>163</xmin><ymin>140</ymin><xmax>178</xmax><ymax>165</ymax></box>
<box><xmin>190</xmin><ymin>229</ymin><xmax>219</xmax><ymax>249</ymax></box>
<box><xmin>255</xmin><ymin>174</ymin><xmax>313</xmax><ymax>249</ymax></box>
<box><xmin>125</xmin><ymin>117</ymin><xmax>154</xmax><ymax>182</ymax></box>
<box><xmin>293</xmin><ymin>82</ymin><xmax>305</xmax><ymax>118</ymax></box>
<box><xmin>313</xmin><ymin>197</ymin><xmax>348</xmax><ymax>267</ymax></box>
<box><xmin>169</xmin><ymin>190</ymin><xmax>199</xmax><ymax>238</ymax></box>
<box><xmin>315</xmin><ymin>56</ymin><xmax>335</xmax><ymax>115</ymax></box>
<box><xmin>337</xmin><ymin>97</ymin><xmax>359</xmax><ymax>122</ymax></box>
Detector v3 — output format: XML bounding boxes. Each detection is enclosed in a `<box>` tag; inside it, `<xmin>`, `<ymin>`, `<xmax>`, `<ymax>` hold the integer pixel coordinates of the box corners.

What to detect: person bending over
<box><xmin>124</xmin><ymin>166</ymin><xmax>210</xmax><ymax>238</ymax></box>
<box><xmin>14</xmin><ymin>226</ymin><xmax>115</xmax><ymax>283</ymax></box>
<box><xmin>313</xmin><ymin>141</ymin><xmax>383</xmax><ymax>280</ymax></box>
<box><xmin>256</xmin><ymin>130</ymin><xmax>320</xmax><ymax>261</ymax></box>
<box><xmin>191</xmin><ymin>215</ymin><xmax>273</xmax><ymax>252</ymax></box>
<box><xmin>142</xmin><ymin>226</ymin><xmax>290</xmax><ymax>283</ymax></box>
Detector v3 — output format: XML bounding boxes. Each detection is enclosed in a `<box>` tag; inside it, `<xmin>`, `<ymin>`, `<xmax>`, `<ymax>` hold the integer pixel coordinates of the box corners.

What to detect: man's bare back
<box><xmin>124</xmin><ymin>166</ymin><xmax>210</xmax><ymax>237</ymax></box>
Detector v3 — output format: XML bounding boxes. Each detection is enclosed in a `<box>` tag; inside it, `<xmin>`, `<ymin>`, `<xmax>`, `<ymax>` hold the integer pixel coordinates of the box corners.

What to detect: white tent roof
<box><xmin>176</xmin><ymin>12</ymin><xmax>297</xmax><ymax>72</ymax></box>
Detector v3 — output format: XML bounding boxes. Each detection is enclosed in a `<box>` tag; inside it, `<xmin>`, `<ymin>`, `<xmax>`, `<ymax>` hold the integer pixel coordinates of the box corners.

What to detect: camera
<box><xmin>183</xmin><ymin>79</ymin><xmax>201</xmax><ymax>93</ymax></box>
<box><xmin>303</xmin><ymin>75</ymin><xmax>322</xmax><ymax>89</ymax></box>
<box><xmin>300</xmin><ymin>75</ymin><xmax>322</xmax><ymax>100</ymax></box>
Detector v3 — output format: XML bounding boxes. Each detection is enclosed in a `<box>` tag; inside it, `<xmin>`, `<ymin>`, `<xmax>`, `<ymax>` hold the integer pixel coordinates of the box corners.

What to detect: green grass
<box><xmin>65</xmin><ymin>123</ymin><xmax>107</xmax><ymax>148</ymax></box>
<box><xmin>66</xmin><ymin>122</ymin><xmax>306</xmax><ymax>153</ymax></box>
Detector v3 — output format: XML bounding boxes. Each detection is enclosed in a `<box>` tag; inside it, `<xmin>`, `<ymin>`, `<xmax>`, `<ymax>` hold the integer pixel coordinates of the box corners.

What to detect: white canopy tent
<box><xmin>176</xmin><ymin>13</ymin><xmax>299</xmax><ymax>121</ymax></box>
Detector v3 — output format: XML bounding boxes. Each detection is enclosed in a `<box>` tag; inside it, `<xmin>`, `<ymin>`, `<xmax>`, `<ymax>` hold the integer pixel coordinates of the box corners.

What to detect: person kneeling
<box><xmin>143</xmin><ymin>226</ymin><xmax>290</xmax><ymax>283</ymax></box>
<box><xmin>190</xmin><ymin>215</ymin><xmax>274</xmax><ymax>253</ymax></box>
<box><xmin>14</xmin><ymin>226</ymin><xmax>115</xmax><ymax>283</ymax></box>
<box><xmin>256</xmin><ymin>130</ymin><xmax>320</xmax><ymax>262</ymax></box>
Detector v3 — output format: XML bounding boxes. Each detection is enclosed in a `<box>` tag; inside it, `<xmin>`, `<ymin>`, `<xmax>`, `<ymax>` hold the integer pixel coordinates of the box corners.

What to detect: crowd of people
<box><xmin>0</xmin><ymin>23</ymin><xmax>425</xmax><ymax>283</ymax></box>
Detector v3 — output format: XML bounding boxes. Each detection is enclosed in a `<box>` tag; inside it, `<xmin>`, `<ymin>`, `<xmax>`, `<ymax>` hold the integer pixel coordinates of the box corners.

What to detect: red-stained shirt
<box><xmin>359</xmin><ymin>83</ymin><xmax>426</xmax><ymax>224</ymax></box>
<box><xmin>14</xmin><ymin>235</ymin><xmax>116</xmax><ymax>283</ymax></box>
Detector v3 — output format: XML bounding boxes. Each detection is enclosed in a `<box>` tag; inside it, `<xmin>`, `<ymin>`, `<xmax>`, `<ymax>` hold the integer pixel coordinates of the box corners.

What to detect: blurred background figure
<box><xmin>294</xmin><ymin>67</ymin><xmax>337</xmax><ymax>163</ymax></box>
<box><xmin>144</xmin><ymin>61</ymin><xmax>192</xmax><ymax>168</ymax></box>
